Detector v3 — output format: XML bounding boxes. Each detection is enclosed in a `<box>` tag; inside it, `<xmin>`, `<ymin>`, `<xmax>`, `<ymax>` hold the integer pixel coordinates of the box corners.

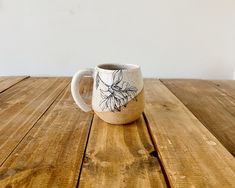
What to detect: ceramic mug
<box><xmin>71</xmin><ymin>63</ymin><xmax>144</xmax><ymax>124</ymax></box>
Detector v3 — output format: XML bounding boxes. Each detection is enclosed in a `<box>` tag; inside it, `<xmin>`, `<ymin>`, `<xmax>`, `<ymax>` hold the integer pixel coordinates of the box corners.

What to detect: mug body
<box><xmin>92</xmin><ymin>64</ymin><xmax>144</xmax><ymax>124</ymax></box>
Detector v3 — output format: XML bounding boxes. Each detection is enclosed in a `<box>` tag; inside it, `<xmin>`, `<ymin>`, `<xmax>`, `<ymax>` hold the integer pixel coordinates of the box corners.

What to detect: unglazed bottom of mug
<box><xmin>95</xmin><ymin>89</ymin><xmax>145</xmax><ymax>124</ymax></box>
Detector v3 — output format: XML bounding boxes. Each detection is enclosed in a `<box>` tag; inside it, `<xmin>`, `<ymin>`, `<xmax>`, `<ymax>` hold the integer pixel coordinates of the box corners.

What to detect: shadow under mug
<box><xmin>71</xmin><ymin>63</ymin><xmax>145</xmax><ymax>124</ymax></box>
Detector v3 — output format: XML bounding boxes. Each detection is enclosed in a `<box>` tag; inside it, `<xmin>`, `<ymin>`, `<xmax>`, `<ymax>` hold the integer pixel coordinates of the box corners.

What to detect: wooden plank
<box><xmin>79</xmin><ymin>115</ymin><xmax>167</xmax><ymax>188</ymax></box>
<box><xmin>211</xmin><ymin>80</ymin><xmax>235</xmax><ymax>99</ymax></box>
<box><xmin>0</xmin><ymin>77</ymin><xmax>70</xmax><ymax>165</ymax></box>
<box><xmin>0</xmin><ymin>78</ymin><xmax>94</xmax><ymax>187</ymax></box>
<box><xmin>144</xmin><ymin>79</ymin><xmax>235</xmax><ymax>188</ymax></box>
<box><xmin>161</xmin><ymin>79</ymin><xmax>235</xmax><ymax>156</ymax></box>
<box><xmin>0</xmin><ymin>76</ymin><xmax>29</xmax><ymax>93</ymax></box>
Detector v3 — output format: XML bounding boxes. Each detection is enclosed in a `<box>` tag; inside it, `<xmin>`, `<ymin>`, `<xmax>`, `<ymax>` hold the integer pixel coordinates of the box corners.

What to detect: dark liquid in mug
<box><xmin>98</xmin><ymin>64</ymin><xmax>138</xmax><ymax>71</ymax></box>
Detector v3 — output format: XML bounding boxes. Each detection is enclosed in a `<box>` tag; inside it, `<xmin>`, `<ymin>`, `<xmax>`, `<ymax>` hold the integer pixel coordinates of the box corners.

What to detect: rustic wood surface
<box><xmin>0</xmin><ymin>77</ymin><xmax>235</xmax><ymax>188</ymax></box>
<box><xmin>0</xmin><ymin>78</ymin><xmax>93</xmax><ymax>187</ymax></box>
<box><xmin>211</xmin><ymin>80</ymin><xmax>235</xmax><ymax>99</ymax></box>
<box><xmin>79</xmin><ymin>115</ymin><xmax>167</xmax><ymax>188</ymax></box>
<box><xmin>0</xmin><ymin>77</ymin><xmax>69</xmax><ymax>165</ymax></box>
<box><xmin>145</xmin><ymin>79</ymin><xmax>235</xmax><ymax>187</ymax></box>
<box><xmin>162</xmin><ymin>79</ymin><xmax>235</xmax><ymax>156</ymax></box>
<box><xmin>0</xmin><ymin>76</ymin><xmax>28</xmax><ymax>93</ymax></box>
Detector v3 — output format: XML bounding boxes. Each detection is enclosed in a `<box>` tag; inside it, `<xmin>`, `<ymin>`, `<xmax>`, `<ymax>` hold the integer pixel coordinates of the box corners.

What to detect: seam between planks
<box><xmin>159</xmin><ymin>79</ymin><xmax>234</xmax><ymax>156</ymax></box>
<box><xmin>0</xmin><ymin>81</ymin><xmax>70</xmax><ymax>167</ymax></box>
<box><xmin>0</xmin><ymin>76</ymin><xmax>30</xmax><ymax>94</ymax></box>
<box><xmin>143</xmin><ymin>112</ymin><xmax>172</xmax><ymax>188</ymax></box>
<box><xmin>145</xmin><ymin>79</ymin><xmax>202</xmax><ymax>187</ymax></box>
<box><xmin>76</xmin><ymin>114</ymin><xmax>95</xmax><ymax>188</ymax></box>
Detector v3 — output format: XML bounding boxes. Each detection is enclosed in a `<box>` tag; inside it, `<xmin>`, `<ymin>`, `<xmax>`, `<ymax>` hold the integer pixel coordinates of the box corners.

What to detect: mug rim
<box><xmin>96</xmin><ymin>63</ymin><xmax>140</xmax><ymax>72</ymax></box>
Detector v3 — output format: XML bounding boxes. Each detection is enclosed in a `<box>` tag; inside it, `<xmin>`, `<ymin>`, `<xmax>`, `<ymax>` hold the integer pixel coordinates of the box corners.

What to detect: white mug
<box><xmin>71</xmin><ymin>63</ymin><xmax>144</xmax><ymax>124</ymax></box>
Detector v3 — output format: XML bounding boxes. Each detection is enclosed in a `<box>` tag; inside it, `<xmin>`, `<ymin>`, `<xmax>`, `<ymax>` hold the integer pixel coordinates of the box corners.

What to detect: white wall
<box><xmin>0</xmin><ymin>0</ymin><xmax>235</xmax><ymax>79</ymax></box>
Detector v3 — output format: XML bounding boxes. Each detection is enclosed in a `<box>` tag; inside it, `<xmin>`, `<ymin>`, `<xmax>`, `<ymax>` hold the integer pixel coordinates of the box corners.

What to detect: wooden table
<box><xmin>0</xmin><ymin>77</ymin><xmax>235</xmax><ymax>188</ymax></box>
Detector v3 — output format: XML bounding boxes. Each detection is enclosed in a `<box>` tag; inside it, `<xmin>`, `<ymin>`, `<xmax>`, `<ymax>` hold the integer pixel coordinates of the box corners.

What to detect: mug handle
<box><xmin>71</xmin><ymin>68</ymin><xmax>94</xmax><ymax>112</ymax></box>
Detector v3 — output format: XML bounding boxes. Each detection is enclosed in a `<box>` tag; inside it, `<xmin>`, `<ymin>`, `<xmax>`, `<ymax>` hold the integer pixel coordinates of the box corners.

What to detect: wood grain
<box><xmin>0</xmin><ymin>77</ymin><xmax>69</xmax><ymax>165</ymax></box>
<box><xmin>144</xmin><ymin>79</ymin><xmax>235</xmax><ymax>188</ymax></box>
<box><xmin>211</xmin><ymin>80</ymin><xmax>235</xmax><ymax>99</ymax></box>
<box><xmin>0</xmin><ymin>78</ymin><xmax>94</xmax><ymax>187</ymax></box>
<box><xmin>79</xmin><ymin>115</ymin><xmax>167</xmax><ymax>188</ymax></box>
<box><xmin>162</xmin><ymin>79</ymin><xmax>235</xmax><ymax>156</ymax></box>
<box><xmin>0</xmin><ymin>76</ymin><xmax>29</xmax><ymax>93</ymax></box>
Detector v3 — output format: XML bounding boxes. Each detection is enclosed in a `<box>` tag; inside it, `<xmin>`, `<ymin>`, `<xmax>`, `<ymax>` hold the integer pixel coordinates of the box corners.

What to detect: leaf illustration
<box><xmin>112</xmin><ymin>70</ymin><xmax>123</xmax><ymax>84</ymax></box>
<box><xmin>97</xmin><ymin>69</ymin><xmax>138</xmax><ymax>112</ymax></box>
<box><xmin>96</xmin><ymin>72</ymin><xmax>100</xmax><ymax>89</ymax></box>
<box><xmin>121</xmin><ymin>82</ymin><xmax>129</xmax><ymax>90</ymax></box>
<box><xmin>100</xmin><ymin>89</ymin><xmax>107</xmax><ymax>99</ymax></box>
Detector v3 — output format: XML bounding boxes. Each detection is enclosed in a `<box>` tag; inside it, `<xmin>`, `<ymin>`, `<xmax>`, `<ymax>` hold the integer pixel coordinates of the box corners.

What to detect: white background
<box><xmin>0</xmin><ymin>0</ymin><xmax>235</xmax><ymax>79</ymax></box>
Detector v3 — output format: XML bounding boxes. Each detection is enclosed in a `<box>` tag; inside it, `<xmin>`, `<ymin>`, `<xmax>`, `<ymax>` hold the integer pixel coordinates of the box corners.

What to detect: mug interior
<box><xmin>97</xmin><ymin>64</ymin><xmax>139</xmax><ymax>71</ymax></box>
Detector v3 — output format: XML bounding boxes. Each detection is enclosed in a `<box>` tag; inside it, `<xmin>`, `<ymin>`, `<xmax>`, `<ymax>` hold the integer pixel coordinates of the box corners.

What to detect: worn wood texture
<box><xmin>79</xmin><ymin>115</ymin><xmax>167</xmax><ymax>188</ymax></box>
<box><xmin>144</xmin><ymin>79</ymin><xmax>235</xmax><ymax>188</ymax></box>
<box><xmin>0</xmin><ymin>77</ymin><xmax>69</xmax><ymax>165</ymax></box>
<box><xmin>211</xmin><ymin>80</ymin><xmax>235</xmax><ymax>99</ymax></box>
<box><xmin>0</xmin><ymin>76</ymin><xmax>29</xmax><ymax>93</ymax></box>
<box><xmin>162</xmin><ymin>79</ymin><xmax>235</xmax><ymax>156</ymax></box>
<box><xmin>0</xmin><ymin>78</ymin><xmax>94</xmax><ymax>187</ymax></box>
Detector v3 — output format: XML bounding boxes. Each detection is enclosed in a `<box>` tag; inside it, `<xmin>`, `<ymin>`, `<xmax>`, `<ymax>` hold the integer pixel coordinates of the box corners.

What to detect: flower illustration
<box><xmin>96</xmin><ymin>70</ymin><xmax>138</xmax><ymax>112</ymax></box>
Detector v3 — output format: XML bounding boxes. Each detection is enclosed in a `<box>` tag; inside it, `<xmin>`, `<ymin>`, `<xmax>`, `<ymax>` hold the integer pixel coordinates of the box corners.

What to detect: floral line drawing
<box><xmin>96</xmin><ymin>70</ymin><xmax>138</xmax><ymax>112</ymax></box>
